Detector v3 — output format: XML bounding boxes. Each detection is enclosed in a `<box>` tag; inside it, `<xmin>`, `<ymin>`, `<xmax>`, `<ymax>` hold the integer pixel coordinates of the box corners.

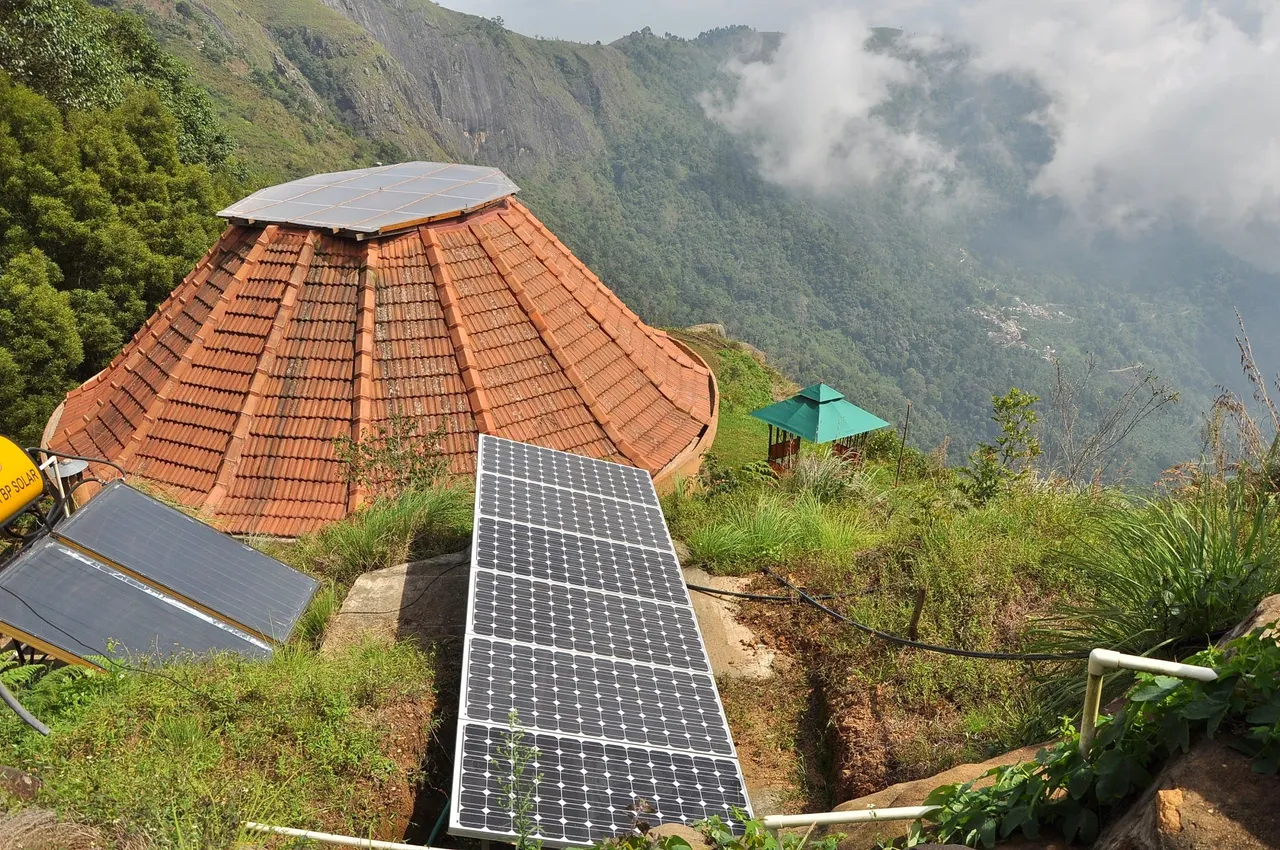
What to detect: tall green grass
<box><xmin>288</xmin><ymin>485</ymin><xmax>473</xmax><ymax>585</ymax></box>
<box><xmin>1032</xmin><ymin>481</ymin><xmax>1280</xmax><ymax>659</ymax></box>
<box><xmin>685</xmin><ymin>491</ymin><xmax>880</xmax><ymax>574</ymax></box>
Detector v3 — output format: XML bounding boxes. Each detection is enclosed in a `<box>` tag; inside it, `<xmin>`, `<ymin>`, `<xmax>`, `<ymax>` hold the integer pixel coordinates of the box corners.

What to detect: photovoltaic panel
<box><xmin>465</xmin><ymin>638</ymin><xmax>734</xmax><ymax>756</ymax></box>
<box><xmin>457</xmin><ymin>724</ymin><xmax>748</xmax><ymax>847</ymax></box>
<box><xmin>474</xmin><ymin>517</ymin><xmax>686</xmax><ymax>604</ymax></box>
<box><xmin>218</xmin><ymin>161</ymin><xmax>520</xmax><ymax>234</ymax></box>
<box><xmin>478</xmin><ymin>474</ymin><xmax>669</xmax><ymax>550</ymax></box>
<box><xmin>470</xmin><ymin>569</ymin><xmax>708</xmax><ymax>671</ymax></box>
<box><xmin>483</xmin><ymin>437</ymin><xmax>658</xmax><ymax>505</ymax></box>
<box><xmin>0</xmin><ymin>537</ymin><xmax>271</xmax><ymax>665</ymax></box>
<box><xmin>452</xmin><ymin>435</ymin><xmax>751</xmax><ymax>847</ymax></box>
<box><xmin>52</xmin><ymin>481</ymin><xmax>319</xmax><ymax>642</ymax></box>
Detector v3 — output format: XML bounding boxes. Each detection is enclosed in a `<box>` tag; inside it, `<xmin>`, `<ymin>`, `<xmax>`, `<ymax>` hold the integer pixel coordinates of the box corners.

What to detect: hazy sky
<box><xmin>438</xmin><ymin>0</ymin><xmax>836</xmax><ymax>42</ymax></box>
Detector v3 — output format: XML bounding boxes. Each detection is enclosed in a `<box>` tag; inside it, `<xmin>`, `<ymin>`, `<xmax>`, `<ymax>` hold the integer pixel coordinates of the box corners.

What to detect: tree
<box><xmin>960</xmin><ymin>387</ymin><xmax>1040</xmax><ymax>502</ymax></box>
<box><xmin>0</xmin><ymin>71</ymin><xmax>229</xmax><ymax>441</ymax></box>
<box><xmin>0</xmin><ymin>249</ymin><xmax>83</xmax><ymax>443</ymax></box>
<box><xmin>1044</xmin><ymin>354</ymin><xmax>1178</xmax><ymax>483</ymax></box>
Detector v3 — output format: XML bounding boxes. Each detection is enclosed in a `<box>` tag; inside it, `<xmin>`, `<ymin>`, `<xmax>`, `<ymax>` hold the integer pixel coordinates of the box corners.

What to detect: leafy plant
<box><xmin>1029</xmin><ymin>476</ymin><xmax>1280</xmax><ymax>714</ymax></box>
<box><xmin>961</xmin><ymin>389</ymin><xmax>1041</xmax><ymax>504</ymax></box>
<box><xmin>494</xmin><ymin>710</ymin><xmax>543</xmax><ymax>850</ymax></box>
<box><xmin>288</xmin><ymin>484</ymin><xmax>472</xmax><ymax>585</ymax></box>
<box><xmin>903</xmin><ymin>629</ymin><xmax>1280</xmax><ymax>848</ymax></box>
<box><xmin>334</xmin><ymin>412</ymin><xmax>449</xmax><ymax>499</ymax></box>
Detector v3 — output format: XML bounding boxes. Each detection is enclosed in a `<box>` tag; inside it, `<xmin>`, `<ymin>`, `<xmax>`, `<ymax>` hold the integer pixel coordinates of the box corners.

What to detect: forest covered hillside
<box><xmin>5</xmin><ymin>0</ymin><xmax>1276</xmax><ymax>480</ymax></box>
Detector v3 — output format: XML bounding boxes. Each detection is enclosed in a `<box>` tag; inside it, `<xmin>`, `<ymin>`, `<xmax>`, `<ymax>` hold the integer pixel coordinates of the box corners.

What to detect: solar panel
<box><xmin>0</xmin><ymin>537</ymin><xmax>271</xmax><ymax>665</ymax></box>
<box><xmin>52</xmin><ymin>481</ymin><xmax>319</xmax><ymax>642</ymax></box>
<box><xmin>218</xmin><ymin>162</ymin><xmax>520</xmax><ymax>235</ymax></box>
<box><xmin>452</xmin><ymin>435</ymin><xmax>751</xmax><ymax>847</ymax></box>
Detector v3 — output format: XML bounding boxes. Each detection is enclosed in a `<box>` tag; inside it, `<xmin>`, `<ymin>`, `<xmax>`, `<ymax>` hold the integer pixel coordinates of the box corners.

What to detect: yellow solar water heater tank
<box><xmin>0</xmin><ymin>436</ymin><xmax>43</xmax><ymax>527</ymax></box>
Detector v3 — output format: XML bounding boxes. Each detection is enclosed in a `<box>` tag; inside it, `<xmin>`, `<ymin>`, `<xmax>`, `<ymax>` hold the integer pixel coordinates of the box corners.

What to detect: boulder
<box><xmin>1092</xmin><ymin>737</ymin><xmax>1280</xmax><ymax>849</ymax></box>
<box><xmin>685</xmin><ymin>323</ymin><xmax>726</xmax><ymax>338</ymax></box>
<box><xmin>829</xmin><ymin>743</ymin><xmax>1047</xmax><ymax>849</ymax></box>
<box><xmin>321</xmin><ymin>548</ymin><xmax>470</xmax><ymax>652</ymax></box>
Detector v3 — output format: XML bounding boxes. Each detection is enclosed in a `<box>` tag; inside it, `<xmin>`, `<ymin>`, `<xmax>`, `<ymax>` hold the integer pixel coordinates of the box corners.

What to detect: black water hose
<box><xmin>0</xmin><ymin>678</ymin><xmax>49</xmax><ymax>735</ymax></box>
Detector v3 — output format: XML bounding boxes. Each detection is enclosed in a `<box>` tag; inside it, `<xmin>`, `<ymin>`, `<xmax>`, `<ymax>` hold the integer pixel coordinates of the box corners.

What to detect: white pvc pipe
<box><xmin>1087</xmin><ymin>649</ymin><xmax>1218</xmax><ymax>681</ymax></box>
<box><xmin>243</xmin><ymin>822</ymin><xmax>434</xmax><ymax>849</ymax></box>
<box><xmin>1079</xmin><ymin>648</ymin><xmax>1217</xmax><ymax>756</ymax></box>
<box><xmin>762</xmin><ymin>806</ymin><xmax>940</xmax><ymax>830</ymax></box>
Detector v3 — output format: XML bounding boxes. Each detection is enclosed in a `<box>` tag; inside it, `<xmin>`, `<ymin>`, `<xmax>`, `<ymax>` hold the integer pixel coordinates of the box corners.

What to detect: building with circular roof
<box><xmin>43</xmin><ymin>162</ymin><xmax>718</xmax><ymax>536</ymax></box>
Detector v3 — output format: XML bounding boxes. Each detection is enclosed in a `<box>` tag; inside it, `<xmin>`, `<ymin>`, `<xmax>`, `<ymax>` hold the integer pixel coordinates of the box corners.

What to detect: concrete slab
<box><xmin>684</xmin><ymin>567</ymin><xmax>782</xmax><ymax>679</ymax></box>
<box><xmin>321</xmin><ymin>548</ymin><xmax>471</xmax><ymax>653</ymax></box>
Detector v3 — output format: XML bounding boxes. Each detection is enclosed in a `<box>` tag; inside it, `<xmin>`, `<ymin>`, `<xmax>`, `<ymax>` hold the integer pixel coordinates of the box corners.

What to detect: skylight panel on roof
<box><xmin>218</xmin><ymin>161</ymin><xmax>520</xmax><ymax>235</ymax></box>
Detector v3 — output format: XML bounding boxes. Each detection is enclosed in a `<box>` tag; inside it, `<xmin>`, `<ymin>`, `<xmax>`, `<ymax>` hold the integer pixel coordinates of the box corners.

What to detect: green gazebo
<box><xmin>750</xmin><ymin>383</ymin><xmax>891</xmax><ymax>469</ymax></box>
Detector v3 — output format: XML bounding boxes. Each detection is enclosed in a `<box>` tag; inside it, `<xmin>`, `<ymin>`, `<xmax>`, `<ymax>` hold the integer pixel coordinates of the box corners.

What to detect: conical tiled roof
<box><xmin>45</xmin><ymin>164</ymin><xmax>717</xmax><ymax>536</ymax></box>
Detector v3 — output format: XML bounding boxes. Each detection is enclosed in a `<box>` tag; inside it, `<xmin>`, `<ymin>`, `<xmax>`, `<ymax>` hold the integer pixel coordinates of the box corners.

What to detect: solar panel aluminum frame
<box><xmin>450</xmin><ymin>436</ymin><xmax>752</xmax><ymax>847</ymax></box>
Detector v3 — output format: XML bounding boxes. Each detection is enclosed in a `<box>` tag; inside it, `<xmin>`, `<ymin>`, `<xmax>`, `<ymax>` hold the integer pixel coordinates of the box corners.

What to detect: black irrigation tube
<box><xmin>684</xmin><ymin>582</ymin><xmax>854</xmax><ymax>603</ymax></box>
<box><xmin>763</xmin><ymin>567</ymin><xmax>1090</xmax><ymax>662</ymax></box>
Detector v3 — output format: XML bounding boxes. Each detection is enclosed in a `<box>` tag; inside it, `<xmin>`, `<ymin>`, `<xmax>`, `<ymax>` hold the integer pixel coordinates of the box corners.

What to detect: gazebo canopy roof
<box><xmin>750</xmin><ymin>383</ymin><xmax>890</xmax><ymax>443</ymax></box>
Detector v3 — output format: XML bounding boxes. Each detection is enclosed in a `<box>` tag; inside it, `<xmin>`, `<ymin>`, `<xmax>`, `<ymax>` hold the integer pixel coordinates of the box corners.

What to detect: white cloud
<box><xmin>706</xmin><ymin>0</ymin><xmax>1280</xmax><ymax>268</ymax></box>
<box><xmin>701</xmin><ymin>9</ymin><xmax>961</xmax><ymax>197</ymax></box>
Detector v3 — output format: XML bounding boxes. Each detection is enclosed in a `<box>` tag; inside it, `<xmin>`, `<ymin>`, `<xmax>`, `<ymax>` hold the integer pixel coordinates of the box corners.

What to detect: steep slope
<box><xmin>117</xmin><ymin>0</ymin><xmax>1214</xmax><ymax>477</ymax></box>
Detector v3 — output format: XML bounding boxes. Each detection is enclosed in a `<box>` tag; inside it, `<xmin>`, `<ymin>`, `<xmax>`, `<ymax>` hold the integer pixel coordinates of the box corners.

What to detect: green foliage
<box><xmin>961</xmin><ymin>388</ymin><xmax>1041</xmax><ymax>504</ymax></box>
<box><xmin>783</xmin><ymin>453</ymin><xmax>878</xmax><ymax>504</ymax></box>
<box><xmin>684</xmin><ymin>491</ymin><xmax>878</xmax><ymax>575</ymax></box>
<box><xmin>333</xmin><ymin>412</ymin><xmax>449</xmax><ymax>499</ymax></box>
<box><xmin>494</xmin><ymin>710</ymin><xmax>543</xmax><ymax>850</ymax></box>
<box><xmin>292</xmin><ymin>583</ymin><xmax>340</xmax><ymax>649</ymax></box>
<box><xmin>0</xmin><ymin>0</ymin><xmax>232</xmax><ymax>166</ymax></box>
<box><xmin>287</xmin><ymin>484</ymin><xmax>473</xmax><ymax>586</ymax></box>
<box><xmin>910</xmin><ymin>630</ymin><xmax>1280</xmax><ymax>848</ymax></box>
<box><xmin>0</xmin><ymin>641</ymin><xmax>435</xmax><ymax>846</ymax></box>
<box><xmin>0</xmin><ymin>248</ymin><xmax>82</xmax><ymax>443</ymax></box>
<box><xmin>0</xmin><ymin>71</ymin><xmax>228</xmax><ymax>442</ymax></box>
<box><xmin>1030</xmin><ymin>478</ymin><xmax>1280</xmax><ymax>712</ymax></box>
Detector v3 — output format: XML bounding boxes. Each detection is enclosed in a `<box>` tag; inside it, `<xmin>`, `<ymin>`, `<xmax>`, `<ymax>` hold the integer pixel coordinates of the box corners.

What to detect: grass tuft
<box><xmin>288</xmin><ymin>485</ymin><xmax>473</xmax><ymax>585</ymax></box>
<box><xmin>0</xmin><ymin>641</ymin><xmax>436</xmax><ymax>847</ymax></box>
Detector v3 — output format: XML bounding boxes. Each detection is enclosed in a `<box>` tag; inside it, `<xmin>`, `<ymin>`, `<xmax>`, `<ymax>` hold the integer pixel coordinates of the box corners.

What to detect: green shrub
<box><xmin>1031</xmin><ymin>479</ymin><xmax>1280</xmax><ymax>673</ymax></box>
<box><xmin>685</xmin><ymin>491</ymin><xmax>877</xmax><ymax>574</ymax></box>
<box><xmin>912</xmin><ymin>629</ymin><xmax>1280</xmax><ymax>848</ymax></box>
<box><xmin>783</xmin><ymin>453</ymin><xmax>876</xmax><ymax>504</ymax></box>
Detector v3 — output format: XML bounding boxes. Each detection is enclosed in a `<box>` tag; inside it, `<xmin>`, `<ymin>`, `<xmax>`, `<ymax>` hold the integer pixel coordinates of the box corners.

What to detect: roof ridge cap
<box><xmin>419</xmin><ymin>226</ymin><xmax>496</xmax><ymax>435</ymax></box>
<box><xmin>347</xmin><ymin>239</ymin><xmax>380</xmax><ymax>512</ymax></box>
<box><xmin>469</xmin><ymin>221</ymin><xmax>646</xmax><ymax>469</ymax></box>
<box><xmin>204</xmin><ymin>229</ymin><xmax>315</xmax><ymax>512</ymax></box>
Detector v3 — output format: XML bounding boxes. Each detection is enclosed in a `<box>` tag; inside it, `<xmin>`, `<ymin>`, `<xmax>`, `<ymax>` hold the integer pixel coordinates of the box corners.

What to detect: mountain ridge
<box><xmin>110</xmin><ymin>0</ymin><xmax>1227</xmax><ymax>478</ymax></box>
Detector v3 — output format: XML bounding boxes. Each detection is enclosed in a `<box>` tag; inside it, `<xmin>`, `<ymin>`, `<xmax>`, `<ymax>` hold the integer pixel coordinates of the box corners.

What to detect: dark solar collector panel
<box><xmin>483</xmin><ymin>436</ymin><xmax>657</xmax><ymax>504</ymax></box>
<box><xmin>456</xmin><ymin>724</ymin><xmax>749</xmax><ymax>846</ymax></box>
<box><xmin>453</xmin><ymin>435</ymin><xmax>751</xmax><ymax>847</ymax></box>
<box><xmin>52</xmin><ymin>481</ymin><xmax>319</xmax><ymax>642</ymax></box>
<box><xmin>478</xmin><ymin>474</ymin><xmax>669</xmax><ymax>550</ymax></box>
<box><xmin>465</xmin><ymin>637</ymin><xmax>734</xmax><ymax>755</ymax></box>
<box><xmin>474</xmin><ymin>517</ymin><xmax>686</xmax><ymax>603</ymax></box>
<box><xmin>0</xmin><ymin>537</ymin><xmax>271</xmax><ymax>664</ymax></box>
<box><xmin>470</xmin><ymin>569</ymin><xmax>708</xmax><ymax>671</ymax></box>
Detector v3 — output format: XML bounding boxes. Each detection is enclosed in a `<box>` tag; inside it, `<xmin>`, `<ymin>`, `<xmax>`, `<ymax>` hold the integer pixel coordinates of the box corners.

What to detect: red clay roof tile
<box><xmin>49</xmin><ymin>193</ymin><xmax>714</xmax><ymax>536</ymax></box>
